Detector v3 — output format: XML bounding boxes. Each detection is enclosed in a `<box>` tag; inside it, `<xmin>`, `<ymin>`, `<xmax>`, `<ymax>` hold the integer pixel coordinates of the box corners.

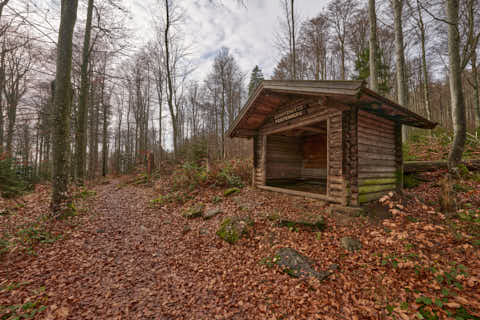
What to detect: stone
<box><xmin>183</xmin><ymin>203</ymin><xmax>204</xmax><ymax>219</ymax></box>
<box><xmin>182</xmin><ymin>225</ymin><xmax>191</xmax><ymax>235</ymax></box>
<box><xmin>340</xmin><ymin>237</ymin><xmax>362</xmax><ymax>252</ymax></box>
<box><xmin>278</xmin><ymin>215</ymin><xmax>325</xmax><ymax>231</ymax></box>
<box><xmin>224</xmin><ymin>188</ymin><xmax>240</xmax><ymax>197</ymax></box>
<box><xmin>203</xmin><ymin>208</ymin><xmax>222</xmax><ymax>220</ymax></box>
<box><xmin>216</xmin><ymin>216</ymin><xmax>252</xmax><ymax>244</ymax></box>
<box><xmin>274</xmin><ymin>247</ymin><xmax>330</xmax><ymax>280</ymax></box>
<box><xmin>96</xmin><ymin>229</ymin><xmax>106</xmax><ymax>234</ymax></box>
<box><xmin>232</xmin><ymin>196</ymin><xmax>255</xmax><ymax>210</ymax></box>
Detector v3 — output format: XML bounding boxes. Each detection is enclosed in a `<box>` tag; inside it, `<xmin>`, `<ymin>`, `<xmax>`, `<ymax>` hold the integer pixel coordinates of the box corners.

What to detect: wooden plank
<box><xmin>358</xmin><ymin>130</ymin><xmax>394</xmax><ymax>145</ymax></box>
<box><xmin>358</xmin><ymin>159</ymin><xmax>396</xmax><ymax>167</ymax></box>
<box><xmin>359</xmin><ymin>110</ymin><xmax>395</xmax><ymax>127</ymax></box>
<box><xmin>358</xmin><ymin>125</ymin><xmax>395</xmax><ymax>140</ymax></box>
<box><xmin>258</xmin><ymin>185</ymin><xmax>339</xmax><ymax>203</ymax></box>
<box><xmin>300</xmin><ymin>126</ymin><xmax>326</xmax><ymax>134</ymax></box>
<box><xmin>359</xmin><ymin>166</ymin><xmax>396</xmax><ymax>173</ymax></box>
<box><xmin>261</xmin><ymin>112</ymin><xmax>331</xmax><ymax>135</ymax></box>
<box><xmin>359</xmin><ymin>178</ymin><xmax>397</xmax><ymax>186</ymax></box>
<box><xmin>358</xmin><ymin>137</ymin><xmax>395</xmax><ymax>150</ymax></box>
<box><xmin>358</xmin><ymin>120</ymin><xmax>395</xmax><ymax>135</ymax></box>
<box><xmin>358</xmin><ymin>115</ymin><xmax>395</xmax><ymax>133</ymax></box>
<box><xmin>358</xmin><ymin>143</ymin><xmax>395</xmax><ymax>156</ymax></box>
<box><xmin>358</xmin><ymin>172</ymin><xmax>396</xmax><ymax>179</ymax></box>
<box><xmin>359</xmin><ymin>184</ymin><xmax>396</xmax><ymax>194</ymax></box>
<box><xmin>358</xmin><ymin>153</ymin><xmax>396</xmax><ymax>161</ymax></box>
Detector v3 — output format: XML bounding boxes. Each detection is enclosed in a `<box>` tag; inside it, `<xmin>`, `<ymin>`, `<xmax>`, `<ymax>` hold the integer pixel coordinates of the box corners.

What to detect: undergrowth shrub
<box><xmin>0</xmin><ymin>155</ymin><xmax>34</xmax><ymax>198</ymax></box>
<box><xmin>170</xmin><ymin>159</ymin><xmax>252</xmax><ymax>191</ymax></box>
<box><xmin>404</xmin><ymin>128</ymin><xmax>480</xmax><ymax>161</ymax></box>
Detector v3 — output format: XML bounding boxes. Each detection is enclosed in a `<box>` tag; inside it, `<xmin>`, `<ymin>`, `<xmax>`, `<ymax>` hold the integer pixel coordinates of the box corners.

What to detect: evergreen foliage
<box><xmin>353</xmin><ymin>47</ymin><xmax>391</xmax><ymax>95</ymax></box>
<box><xmin>248</xmin><ymin>65</ymin><xmax>264</xmax><ymax>97</ymax></box>
<box><xmin>0</xmin><ymin>156</ymin><xmax>33</xmax><ymax>198</ymax></box>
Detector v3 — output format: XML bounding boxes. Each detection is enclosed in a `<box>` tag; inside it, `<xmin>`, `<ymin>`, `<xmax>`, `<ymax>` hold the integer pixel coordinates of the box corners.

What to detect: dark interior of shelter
<box><xmin>265</xmin><ymin>120</ymin><xmax>327</xmax><ymax>195</ymax></box>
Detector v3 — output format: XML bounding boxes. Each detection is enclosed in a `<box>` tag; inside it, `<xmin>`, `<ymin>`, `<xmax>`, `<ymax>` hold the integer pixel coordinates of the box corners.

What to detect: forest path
<box><xmin>55</xmin><ymin>179</ymin><xmax>235</xmax><ymax>319</ymax></box>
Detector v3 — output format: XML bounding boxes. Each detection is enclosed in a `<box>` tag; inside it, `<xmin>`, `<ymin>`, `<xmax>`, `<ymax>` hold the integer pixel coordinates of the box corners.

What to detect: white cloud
<box><xmin>127</xmin><ymin>0</ymin><xmax>330</xmax><ymax>80</ymax></box>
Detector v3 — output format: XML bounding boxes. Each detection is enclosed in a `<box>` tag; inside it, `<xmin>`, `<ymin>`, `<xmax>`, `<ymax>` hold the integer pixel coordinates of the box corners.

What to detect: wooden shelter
<box><xmin>227</xmin><ymin>80</ymin><xmax>436</xmax><ymax>207</ymax></box>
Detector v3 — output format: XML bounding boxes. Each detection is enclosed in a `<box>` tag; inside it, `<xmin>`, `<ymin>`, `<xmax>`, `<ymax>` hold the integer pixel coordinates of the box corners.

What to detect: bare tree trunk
<box><xmin>164</xmin><ymin>0</ymin><xmax>177</xmax><ymax>158</ymax></box>
<box><xmin>74</xmin><ymin>0</ymin><xmax>94</xmax><ymax>184</ymax></box>
<box><xmin>291</xmin><ymin>0</ymin><xmax>296</xmax><ymax>80</ymax></box>
<box><xmin>447</xmin><ymin>0</ymin><xmax>467</xmax><ymax>170</ymax></box>
<box><xmin>102</xmin><ymin>101</ymin><xmax>108</xmax><ymax>177</ymax></box>
<box><xmin>471</xmin><ymin>49</ymin><xmax>480</xmax><ymax>127</ymax></box>
<box><xmin>51</xmin><ymin>0</ymin><xmax>78</xmax><ymax>214</ymax></box>
<box><xmin>416</xmin><ymin>0</ymin><xmax>432</xmax><ymax>122</ymax></box>
<box><xmin>369</xmin><ymin>0</ymin><xmax>378</xmax><ymax>91</ymax></box>
<box><xmin>393</xmin><ymin>0</ymin><xmax>408</xmax><ymax>141</ymax></box>
<box><xmin>0</xmin><ymin>40</ymin><xmax>5</xmax><ymax>152</ymax></box>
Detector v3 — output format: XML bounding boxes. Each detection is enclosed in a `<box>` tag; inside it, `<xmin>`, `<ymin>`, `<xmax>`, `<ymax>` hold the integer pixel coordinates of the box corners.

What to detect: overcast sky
<box><xmin>126</xmin><ymin>0</ymin><xmax>329</xmax><ymax>80</ymax></box>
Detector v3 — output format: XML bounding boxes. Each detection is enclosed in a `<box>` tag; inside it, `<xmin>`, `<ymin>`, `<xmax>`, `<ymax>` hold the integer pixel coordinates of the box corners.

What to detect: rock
<box><xmin>203</xmin><ymin>208</ymin><xmax>222</xmax><ymax>220</ymax></box>
<box><xmin>232</xmin><ymin>196</ymin><xmax>255</xmax><ymax>210</ymax></box>
<box><xmin>278</xmin><ymin>215</ymin><xmax>325</xmax><ymax>231</ymax></box>
<box><xmin>328</xmin><ymin>264</ymin><xmax>340</xmax><ymax>271</ymax></box>
<box><xmin>274</xmin><ymin>247</ymin><xmax>330</xmax><ymax>280</ymax></box>
<box><xmin>183</xmin><ymin>203</ymin><xmax>204</xmax><ymax>219</ymax></box>
<box><xmin>216</xmin><ymin>216</ymin><xmax>252</xmax><ymax>244</ymax></box>
<box><xmin>96</xmin><ymin>229</ymin><xmax>106</xmax><ymax>234</ymax></box>
<box><xmin>182</xmin><ymin>225</ymin><xmax>191</xmax><ymax>235</ymax></box>
<box><xmin>199</xmin><ymin>228</ymin><xmax>209</xmax><ymax>235</ymax></box>
<box><xmin>340</xmin><ymin>237</ymin><xmax>362</xmax><ymax>252</ymax></box>
<box><xmin>224</xmin><ymin>188</ymin><xmax>240</xmax><ymax>197</ymax></box>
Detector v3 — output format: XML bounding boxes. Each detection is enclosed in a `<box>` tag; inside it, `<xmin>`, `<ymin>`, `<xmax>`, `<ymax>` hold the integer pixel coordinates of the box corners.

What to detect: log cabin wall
<box><xmin>357</xmin><ymin>110</ymin><xmax>397</xmax><ymax>203</ymax></box>
<box><xmin>266</xmin><ymin>135</ymin><xmax>303</xmax><ymax>180</ymax></box>
<box><xmin>327</xmin><ymin>111</ymin><xmax>345</xmax><ymax>203</ymax></box>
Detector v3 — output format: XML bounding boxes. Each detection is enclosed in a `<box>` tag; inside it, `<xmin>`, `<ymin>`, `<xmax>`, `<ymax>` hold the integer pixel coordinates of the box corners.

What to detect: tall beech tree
<box><xmin>51</xmin><ymin>0</ymin><xmax>78</xmax><ymax>214</ymax></box>
<box><xmin>74</xmin><ymin>0</ymin><xmax>94</xmax><ymax>184</ymax></box>
<box><xmin>368</xmin><ymin>0</ymin><xmax>378</xmax><ymax>91</ymax></box>
<box><xmin>446</xmin><ymin>0</ymin><xmax>466</xmax><ymax>170</ymax></box>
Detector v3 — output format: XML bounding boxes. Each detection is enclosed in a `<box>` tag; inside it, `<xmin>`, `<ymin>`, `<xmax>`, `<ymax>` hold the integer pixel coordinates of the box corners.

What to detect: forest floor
<box><xmin>1</xmin><ymin>170</ymin><xmax>480</xmax><ymax>320</ymax></box>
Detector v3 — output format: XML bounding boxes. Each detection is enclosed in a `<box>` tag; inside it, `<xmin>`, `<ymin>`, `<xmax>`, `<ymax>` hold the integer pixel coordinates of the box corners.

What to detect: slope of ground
<box><xmin>1</xmin><ymin>173</ymin><xmax>479</xmax><ymax>319</ymax></box>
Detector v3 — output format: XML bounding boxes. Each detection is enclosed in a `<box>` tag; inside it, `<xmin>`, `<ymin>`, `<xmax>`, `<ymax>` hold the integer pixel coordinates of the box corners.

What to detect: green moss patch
<box><xmin>183</xmin><ymin>203</ymin><xmax>205</xmax><ymax>219</ymax></box>
<box><xmin>216</xmin><ymin>217</ymin><xmax>252</xmax><ymax>244</ymax></box>
<box><xmin>224</xmin><ymin>187</ymin><xmax>240</xmax><ymax>197</ymax></box>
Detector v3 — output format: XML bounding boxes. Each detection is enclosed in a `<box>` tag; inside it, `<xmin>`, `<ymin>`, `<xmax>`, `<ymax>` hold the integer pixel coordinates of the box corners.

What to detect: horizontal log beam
<box><xmin>404</xmin><ymin>160</ymin><xmax>480</xmax><ymax>173</ymax></box>
<box><xmin>258</xmin><ymin>185</ymin><xmax>340</xmax><ymax>203</ymax></box>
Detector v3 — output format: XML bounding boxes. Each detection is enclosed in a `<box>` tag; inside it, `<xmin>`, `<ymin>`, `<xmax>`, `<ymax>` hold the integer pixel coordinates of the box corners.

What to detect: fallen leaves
<box><xmin>1</xmin><ymin>172</ymin><xmax>480</xmax><ymax>319</ymax></box>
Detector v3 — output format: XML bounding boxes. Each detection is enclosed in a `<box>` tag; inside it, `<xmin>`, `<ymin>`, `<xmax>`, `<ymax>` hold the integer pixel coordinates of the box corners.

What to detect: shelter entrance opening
<box><xmin>265</xmin><ymin>120</ymin><xmax>328</xmax><ymax>196</ymax></box>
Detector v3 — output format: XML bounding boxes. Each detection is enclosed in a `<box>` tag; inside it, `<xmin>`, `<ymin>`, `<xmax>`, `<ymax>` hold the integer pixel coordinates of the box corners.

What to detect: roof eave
<box><xmin>360</xmin><ymin>88</ymin><xmax>438</xmax><ymax>129</ymax></box>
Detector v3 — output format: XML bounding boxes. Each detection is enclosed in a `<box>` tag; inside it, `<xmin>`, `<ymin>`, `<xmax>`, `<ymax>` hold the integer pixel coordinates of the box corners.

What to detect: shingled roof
<box><xmin>227</xmin><ymin>80</ymin><xmax>437</xmax><ymax>138</ymax></box>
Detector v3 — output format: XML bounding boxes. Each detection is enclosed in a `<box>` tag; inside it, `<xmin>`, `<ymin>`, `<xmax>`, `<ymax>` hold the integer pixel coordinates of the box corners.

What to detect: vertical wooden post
<box><xmin>260</xmin><ymin>135</ymin><xmax>267</xmax><ymax>186</ymax></box>
<box><xmin>395</xmin><ymin>123</ymin><xmax>404</xmax><ymax>193</ymax></box>
<box><xmin>350</xmin><ymin>107</ymin><xmax>359</xmax><ymax>206</ymax></box>
<box><xmin>342</xmin><ymin>110</ymin><xmax>351</xmax><ymax>206</ymax></box>
<box><xmin>252</xmin><ymin>136</ymin><xmax>257</xmax><ymax>187</ymax></box>
<box><xmin>326</xmin><ymin>119</ymin><xmax>330</xmax><ymax>197</ymax></box>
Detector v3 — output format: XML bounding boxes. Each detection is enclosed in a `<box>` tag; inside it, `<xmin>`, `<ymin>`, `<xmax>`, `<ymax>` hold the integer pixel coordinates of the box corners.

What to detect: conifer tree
<box><xmin>248</xmin><ymin>65</ymin><xmax>264</xmax><ymax>96</ymax></box>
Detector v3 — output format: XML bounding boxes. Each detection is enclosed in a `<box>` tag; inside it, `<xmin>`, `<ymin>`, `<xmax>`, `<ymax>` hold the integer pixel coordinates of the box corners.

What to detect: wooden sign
<box><xmin>274</xmin><ymin>105</ymin><xmax>307</xmax><ymax>124</ymax></box>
